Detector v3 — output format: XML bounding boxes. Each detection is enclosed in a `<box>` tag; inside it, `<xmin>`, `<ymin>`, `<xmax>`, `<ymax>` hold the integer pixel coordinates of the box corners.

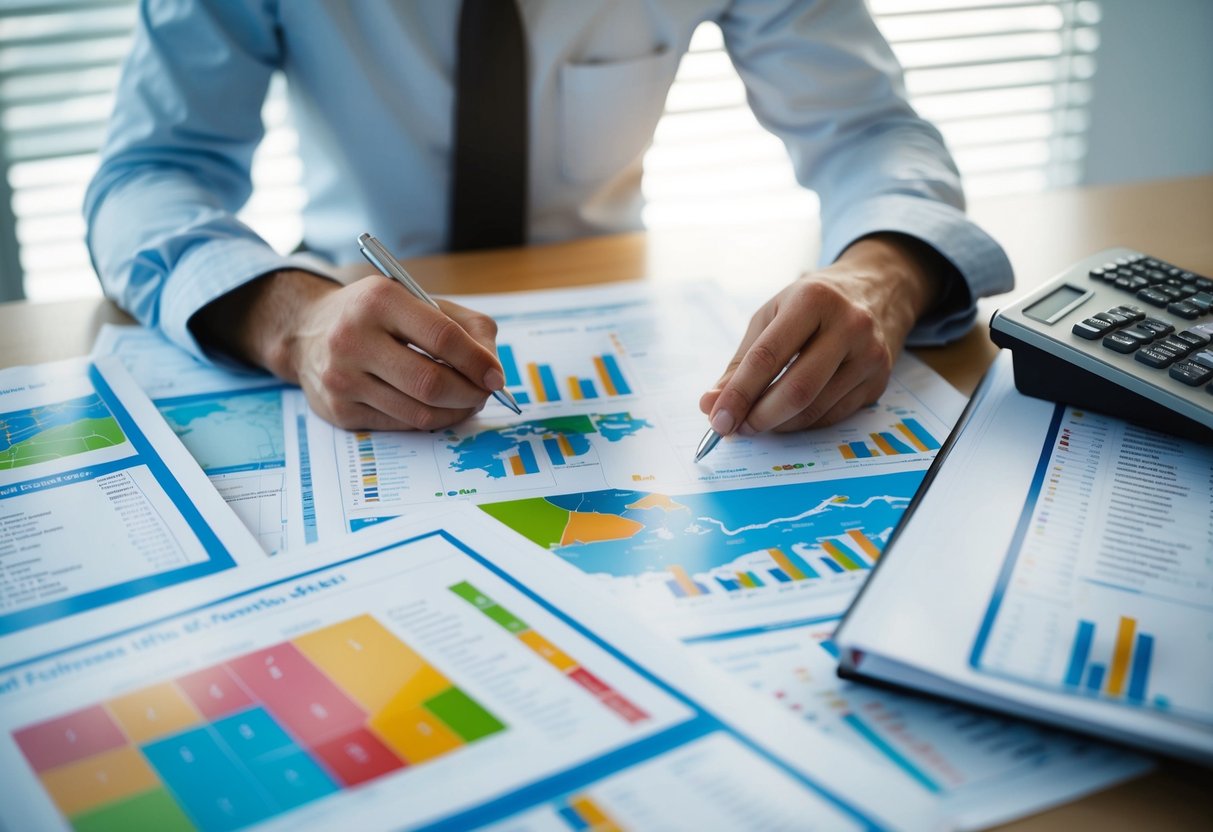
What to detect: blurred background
<box><xmin>0</xmin><ymin>0</ymin><xmax>1210</xmax><ymax>303</ymax></box>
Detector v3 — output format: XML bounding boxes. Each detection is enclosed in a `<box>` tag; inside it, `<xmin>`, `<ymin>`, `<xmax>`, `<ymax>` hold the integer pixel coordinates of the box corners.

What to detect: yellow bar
<box><xmin>593</xmin><ymin>356</ymin><xmax>619</xmax><ymax>396</ymax></box>
<box><xmin>509</xmin><ymin>454</ymin><xmax>526</xmax><ymax>476</ymax></box>
<box><xmin>518</xmin><ymin>630</ymin><xmax>579</xmax><ymax>672</ymax></box>
<box><xmin>526</xmin><ymin>362</ymin><xmax>548</xmax><ymax>402</ymax></box>
<box><xmin>557</xmin><ymin>434</ymin><xmax>575</xmax><ymax>456</ymax></box>
<box><xmin>847</xmin><ymin>529</ymin><xmax>882</xmax><ymax>560</ymax></box>
<box><xmin>567</xmin><ymin>376</ymin><xmax>584</xmax><ymax>400</ymax></box>
<box><xmin>1107</xmin><ymin>616</ymin><xmax>1137</xmax><ymax>697</ymax></box>
<box><xmin>294</xmin><ymin>615</ymin><xmax>443</xmax><ymax>714</ymax></box>
<box><xmin>871</xmin><ymin>433</ymin><xmax>900</xmax><ymax>455</ymax></box>
<box><xmin>821</xmin><ymin>540</ymin><xmax>862</xmax><ymax>571</ymax></box>
<box><xmin>768</xmin><ymin>547</ymin><xmax>805</xmax><ymax>581</ymax></box>
<box><xmin>736</xmin><ymin>572</ymin><xmax>757</xmax><ymax>589</ymax></box>
<box><xmin>40</xmin><ymin>746</ymin><xmax>161</xmax><ymax>816</ymax></box>
<box><xmin>895</xmin><ymin>423</ymin><xmax>929</xmax><ymax>452</ymax></box>
<box><xmin>839</xmin><ymin>444</ymin><xmax>856</xmax><ymax>460</ymax></box>
<box><xmin>569</xmin><ymin>796</ymin><xmax>619</xmax><ymax>829</ymax></box>
<box><xmin>668</xmin><ymin>564</ymin><xmax>701</xmax><ymax>597</ymax></box>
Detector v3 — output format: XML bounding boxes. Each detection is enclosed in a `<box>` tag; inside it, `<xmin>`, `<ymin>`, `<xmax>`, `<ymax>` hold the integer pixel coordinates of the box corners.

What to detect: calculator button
<box><xmin>1135</xmin><ymin>347</ymin><xmax>1178</xmax><ymax>368</ymax></box>
<box><xmin>1103</xmin><ymin>332</ymin><xmax>1146</xmax><ymax>353</ymax></box>
<box><xmin>1194</xmin><ymin>276</ymin><xmax>1213</xmax><ymax>291</ymax></box>
<box><xmin>1138</xmin><ymin>318</ymin><xmax>1175</xmax><ymax>337</ymax></box>
<box><xmin>1136</xmin><ymin>288</ymin><xmax>1170</xmax><ymax>307</ymax></box>
<box><xmin>1167</xmin><ymin>301</ymin><xmax>1202</xmax><ymax>320</ymax></box>
<box><xmin>1169</xmin><ymin>361</ymin><xmax>1213</xmax><ymax>386</ymax></box>
<box><xmin>1177</xmin><ymin>329</ymin><xmax>1213</xmax><ymax>348</ymax></box>
<box><xmin>1072</xmin><ymin>320</ymin><xmax>1110</xmax><ymax>339</ymax></box>
<box><xmin>1114</xmin><ymin>305</ymin><xmax>1145</xmax><ymax>321</ymax></box>
<box><xmin>1158</xmin><ymin>285</ymin><xmax>1189</xmax><ymax>300</ymax></box>
<box><xmin>1191</xmin><ymin>351</ymin><xmax>1213</xmax><ymax>370</ymax></box>
<box><xmin>1157</xmin><ymin>336</ymin><xmax>1194</xmax><ymax>357</ymax></box>
<box><xmin>1125</xmin><ymin>325</ymin><xmax>1160</xmax><ymax>343</ymax></box>
<box><xmin>1089</xmin><ymin>267</ymin><xmax>1107</xmax><ymax>280</ymax></box>
<box><xmin>1189</xmin><ymin>292</ymin><xmax>1213</xmax><ymax>312</ymax></box>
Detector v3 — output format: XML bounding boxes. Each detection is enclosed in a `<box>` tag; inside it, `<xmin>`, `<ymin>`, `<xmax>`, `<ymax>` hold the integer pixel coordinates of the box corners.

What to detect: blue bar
<box><xmin>1064</xmin><ymin>620</ymin><xmax>1095</xmax><ymax>687</ymax></box>
<box><xmin>821</xmin><ymin>557</ymin><xmax>843</xmax><ymax>574</ymax></box>
<box><xmin>1086</xmin><ymin>663</ymin><xmax>1106</xmax><ymax>692</ymax></box>
<box><xmin>714</xmin><ymin>577</ymin><xmax>740</xmax><ymax>592</ymax></box>
<box><xmin>848</xmin><ymin>441</ymin><xmax>872</xmax><ymax>458</ymax></box>
<box><xmin>497</xmin><ymin>345</ymin><xmax>521</xmax><ymax>387</ymax></box>
<box><xmin>782</xmin><ymin>548</ymin><xmax>820</xmax><ymax>580</ymax></box>
<box><xmin>1127</xmin><ymin>633</ymin><xmax>1154</xmax><ymax>703</ymax></box>
<box><xmin>579</xmin><ymin>379</ymin><xmax>598</xmax><ymax>399</ymax></box>
<box><xmin>769</xmin><ymin>568</ymin><xmax>792</xmax><ymax>583</ymax></box>
<box><xmin>601</xmin><ymin>354</ymin><xmax>632</xmax><ymax>395</ymax></box>
<box><xmin>513</xmin><ymin>391</ymin><xmax>530</xmax><ymax>404</ymax></box>
<box><xmin>517</xmin><ymin>441</ymin><xmax>540</xmax><ymax>474</ymax></box>
<box><xmin>693</xmin><ymin>581</ymin><xmax>710</xmax><ymax>594</ymax></box>
<box><xmin>143</xmin><ymin>726</ymin><xmax>273</xmax><ymax>829</ymax></box>
<box><xmin>666</xmin><ymin>579</ymin><xmax>687</xmax><ymax>598</ymax></box>
<box><xmin>538</xmin><ymin>364</ymin><xmax>561</xmax><ymax>402</ymax></box>
<box><xmin>557</xmin><ymin>804</ymin><xmax>591</xmax><ymax>831</ymax></box>
<box><xmin>902</xmin><ymin>418</ymin><xmax>941</xmax><ymax>451</ymax></box>
<box><xmin>878</xmin><ymin>432</ymin><xmax>914</xmax><ymax>454</ymax></box>
<box><xmin>543</xmin><ymin>437</ymin><xmax>565</xmax><ymax>466</ymax></box>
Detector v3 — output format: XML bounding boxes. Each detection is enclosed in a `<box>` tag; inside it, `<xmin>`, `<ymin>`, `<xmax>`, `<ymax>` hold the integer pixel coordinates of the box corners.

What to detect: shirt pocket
<box><xmin>558</xmin><ymin>46</ymin><xmax>679</xmax><ymax>184</ymax></box>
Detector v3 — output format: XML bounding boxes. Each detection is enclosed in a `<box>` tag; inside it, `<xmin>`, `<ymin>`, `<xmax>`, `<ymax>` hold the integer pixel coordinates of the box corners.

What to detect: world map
<box><xmin>157</xmin><ymin>387</ymin><xmax>286</xmax><ymax>475</ymax></box>
<box><xmin>0</xmin><ymin>393</ymin><xmax>125</xmax><ymax>471</ymax></box>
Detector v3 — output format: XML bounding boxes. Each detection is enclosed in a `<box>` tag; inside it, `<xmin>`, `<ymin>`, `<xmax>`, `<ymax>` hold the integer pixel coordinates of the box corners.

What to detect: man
<box><xmin>85</xmin><ymin>1</ymin><xmax>1012</xmax><ymax>437</ymax></box>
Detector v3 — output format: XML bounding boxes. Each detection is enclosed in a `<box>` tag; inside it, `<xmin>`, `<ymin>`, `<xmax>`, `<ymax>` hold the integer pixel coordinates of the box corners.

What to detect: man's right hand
<box><xmin>192</xmin><ymin>269</ymin><xmax>506</xmax><ymax>431</ymax></box>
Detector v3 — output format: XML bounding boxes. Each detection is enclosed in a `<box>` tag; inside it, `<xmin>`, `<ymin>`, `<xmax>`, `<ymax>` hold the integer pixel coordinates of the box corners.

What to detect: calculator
<box><xmin>989</xmin><ymin>247</ymin><xmax>1213</xmax><ymax>439</ymax></box>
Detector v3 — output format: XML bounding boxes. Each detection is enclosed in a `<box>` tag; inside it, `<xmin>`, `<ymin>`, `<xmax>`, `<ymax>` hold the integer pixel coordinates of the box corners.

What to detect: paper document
<box><xmin>92</xmin><ymin>326</ymin><xmax>312</xmax><ymax>554</ymax></box>
<box><xmin>0</xmin><ymin>507</ymin><xmax>936</xmax><ymax>831</ymax></box>
<box><xmin>689</xmin><ymin>616</ymin><xmax>1150</xmax><ymax>830</ymax></box>
<box><xmin>836</xmin><ymin>352</ymin><xmax>1213</xmax><ymax>763</ymax></box>
<box><xmin>0</xmin><ymin>358</ymin><xmax>261</xmax><ymax>662</ymax></box>
<box><xmin>300</xmin><ymin>283</ymin><xmax>964</xmax><ymax>639</ymax></box>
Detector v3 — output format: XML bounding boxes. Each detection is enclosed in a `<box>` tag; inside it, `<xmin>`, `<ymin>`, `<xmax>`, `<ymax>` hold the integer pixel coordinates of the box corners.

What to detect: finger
<box><xmin>367</xmin><ymin>335</ymin><xmax>490</xmax><ymax>408</ymax></box>
<box><xmin>698</xmin><ymin>388</ymin><xmax>722</xmax><ymax>415</ymax></box>
<box><xmin>790</xmin><ymin>378</ymin><xmax>885</xmax><ymax>432</ymax></box>
<box><xmin>710</xmin><ymin>304</ymin><xmax>777</xmax><ymax>392</ymax></box>
<box><xmin>357</xmin><ymin>374</ymin><xmax>479</xmax><ymax>431</ymax></box>
<box><xmin>742</xmin><ymin>340</ymin><xmax>855</xmax><ymax>433</ymax></box>
<box><xmin>438</xmin><ymin>298</ymin><xmax>501</xmax><ymax>363</ymax></box>
<box><xmin>709</xmin><ymin>311</ymin><xmax>820</xmax><ymax>435</ymax></box>
<box><xmin>375</xmin><ymin>288</ymin><xmax>505</xmax><ymax>392</ymax></box>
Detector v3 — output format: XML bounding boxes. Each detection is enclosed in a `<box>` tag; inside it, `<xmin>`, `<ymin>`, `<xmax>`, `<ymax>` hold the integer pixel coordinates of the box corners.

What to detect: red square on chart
<box><xmin>13</xmin><ymin>706</ymin><xmax>126</xmax><ymax>772</ymax></box>
<box><xmin>311</xmin><ymin>728</ymin><xmax>406</xmax><ymax>786</ymax></box>
<box><xmin>176</xmin><ymin>665</ymin><xmax>254</xmax><ymax>720</ymax></box>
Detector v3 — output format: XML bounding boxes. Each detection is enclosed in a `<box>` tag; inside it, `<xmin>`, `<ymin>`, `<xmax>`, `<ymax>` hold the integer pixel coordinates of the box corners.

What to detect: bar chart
<box><xmin>12</xmin><ymin>615</ymin><xmax>507</xmax><ymax>831</ymax></box>
<box><xmin>497</xmin><ymin>343</ymin><xmax>634</xmax><ymax>406</ymax></box>
<box><xmin>838</xmin><ymin>419</ymin><xmax>940</xmax><ymax>461</ymax></box>
<box><xmin>664</xmin><ymin>530</ymin><xmax>884</xmax><ymax>599</ymax></box>
<box><xmin>1063</xmin><ymin>616</ymin><xmax>1163</xmax><ymax>709</ymax></box>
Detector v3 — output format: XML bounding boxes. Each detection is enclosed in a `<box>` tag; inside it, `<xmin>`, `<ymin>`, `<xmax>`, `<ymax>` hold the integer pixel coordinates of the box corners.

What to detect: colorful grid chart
<box><xmin>542</xmin><ymin>433</ymin><xmax>592</xmax><ymax>466</ymax></box>
<box><xmin>449</xmin><ymin>581</ymin><xmax>649</xmax><ymax>724</ymax></box>
<box><xmin>353</xmin><ymin>430</ymin><xmax>379</xmax><ymax>503</ymax></box>
<box><xmin>555</xmin><ymin>794</ymin><xmax>624</xmax><ymax>831</ymax></box>
<box><xmin>13</xmin><ymin>616</ymin><xmax>506</xmax><ymax>831</ymax></box>
<box><xmin>1063</xmin><ymin>615</ymin><xmax>1164</xmax><ymax>709</ymax></box>
<box><xmin>664</xmin><ymin>530</ymin><xmax>883</xmax><ymax>599</ymax></box>
<box><xmin>496</xmin><ymin>345</ymin><xmax>633</xmax><ymax>405</ymax></box>
<box><xmin>838</xmin><ymin>418</ymin><xmax>941</xmax><ymax>460</ymax></box>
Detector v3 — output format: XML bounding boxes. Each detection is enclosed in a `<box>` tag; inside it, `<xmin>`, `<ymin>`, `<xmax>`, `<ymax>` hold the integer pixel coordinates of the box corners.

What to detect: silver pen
<box><xmin>357</xmin><ymin>232</ymin><xmax>522</xmax><ymax>415</ymax></box>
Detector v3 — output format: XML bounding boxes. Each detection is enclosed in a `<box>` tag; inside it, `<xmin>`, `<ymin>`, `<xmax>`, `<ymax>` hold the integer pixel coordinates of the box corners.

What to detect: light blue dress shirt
<box><xmin>85</xmin><ymin>0</ymin><xmax>1014</xmax><ymax>359</ymax></box>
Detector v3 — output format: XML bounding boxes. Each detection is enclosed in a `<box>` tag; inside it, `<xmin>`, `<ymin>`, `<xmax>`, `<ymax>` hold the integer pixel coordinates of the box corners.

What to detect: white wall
<box><xmin>1083</xmin><ymin>0</ymin><xmax>1213</xmax><ymax>185</ymax></box>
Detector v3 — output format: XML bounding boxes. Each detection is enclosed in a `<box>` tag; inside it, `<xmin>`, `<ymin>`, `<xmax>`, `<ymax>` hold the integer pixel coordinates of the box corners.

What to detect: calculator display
<box><xmin>1023</xmin><ymin>284</ymin><xmax>1088</xmax><ymax>324</ymax></box>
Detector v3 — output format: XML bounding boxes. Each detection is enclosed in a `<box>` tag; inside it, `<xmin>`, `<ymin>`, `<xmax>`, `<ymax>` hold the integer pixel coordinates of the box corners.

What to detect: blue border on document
<box><xmin>0</xmin><ymin>366</ymin><xmax>238</xmax><ymax>635</ymax></box>
<box><xmin>967</xmin><ymin>404</ymin><xmax>1065</xmax><ymax>668</ymax></box>
<box><xmin>4</xmin><ymin>529</ymin><xmax>886</xmax><ymax>831</ymax></box>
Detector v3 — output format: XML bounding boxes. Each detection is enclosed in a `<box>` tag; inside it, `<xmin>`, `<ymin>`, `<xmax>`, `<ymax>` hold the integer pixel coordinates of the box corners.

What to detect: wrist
<box><xmin>837</xmin><ymin>233</ymin><xmax>945</xmax><ymax>321</ymax></box>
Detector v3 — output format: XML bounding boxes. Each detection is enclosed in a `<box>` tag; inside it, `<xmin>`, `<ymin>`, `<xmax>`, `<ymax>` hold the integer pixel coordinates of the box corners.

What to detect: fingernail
<box><xmin>710</xmin><ymin>409</ymin><xmax>734</xmax><ymax>435</ymax></box>
<box><xmin>484</xmin><ymin>369</ymin><xmax>505</xmax><ymax>390</ymax></box>
<box><xmin>738</xmin><ymin>422</ymin><xmax>756</xmax><ymax>436</ymax></box>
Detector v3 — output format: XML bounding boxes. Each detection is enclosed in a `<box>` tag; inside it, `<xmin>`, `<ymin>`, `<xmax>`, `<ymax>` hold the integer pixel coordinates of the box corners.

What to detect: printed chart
<box><xmin>0</xmin><ymin>394</ymin><xmax>125</xmax><ymax>471</ymax></box>
<box><xmin>972</xmin><ymin>407</ymin><xmax>1213</xmax><ymax>725</ymax></box>
<box><xmin>482</xmin><ymin>471</ymin><xmax>923</xmax><ymax>639</ymax></box>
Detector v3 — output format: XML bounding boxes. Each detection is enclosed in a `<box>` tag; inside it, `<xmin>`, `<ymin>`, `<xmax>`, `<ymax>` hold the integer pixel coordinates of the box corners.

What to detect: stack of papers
<box><xmin>0</xmin><ymin>284</ymin><xmax>1154</xmax><ymax>830</ymax></box>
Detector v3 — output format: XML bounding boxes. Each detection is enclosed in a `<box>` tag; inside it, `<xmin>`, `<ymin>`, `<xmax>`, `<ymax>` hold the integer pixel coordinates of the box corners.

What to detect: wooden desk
<box><xmin>1</xmin><ymin>175</ymin><xmax>1211</xmax><ymax>829</ymax></box>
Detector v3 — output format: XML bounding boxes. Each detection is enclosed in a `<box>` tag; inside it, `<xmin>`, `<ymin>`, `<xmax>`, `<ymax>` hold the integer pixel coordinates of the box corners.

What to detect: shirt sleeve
<box><xmin>717</xmin><ymin>0</ymin><xmax>1014</xmax><ymax>346</ymax></box>
<box><xmin>84</xmin><ymin>0</ymin><xmax>334</xmax><ymax>360</ymax></box>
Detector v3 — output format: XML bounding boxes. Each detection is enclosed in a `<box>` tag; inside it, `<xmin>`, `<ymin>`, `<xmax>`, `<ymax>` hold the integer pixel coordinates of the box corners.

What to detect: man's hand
<box><xmin>700</xmin><ymin>234</ymin><xmax>945</xmax><ymax>436</ymax></box>
<box><xmin>193</xmin><ymin>270</ymin><xmax>506</xmax><ymax>430</ymax></box>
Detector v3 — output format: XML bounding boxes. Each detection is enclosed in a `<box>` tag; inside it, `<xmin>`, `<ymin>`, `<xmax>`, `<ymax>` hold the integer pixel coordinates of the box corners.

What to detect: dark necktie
<box><xmin>449</xmin><ymin>0</ymin><xmax>528</xmax><ymax>252</ymax></box>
